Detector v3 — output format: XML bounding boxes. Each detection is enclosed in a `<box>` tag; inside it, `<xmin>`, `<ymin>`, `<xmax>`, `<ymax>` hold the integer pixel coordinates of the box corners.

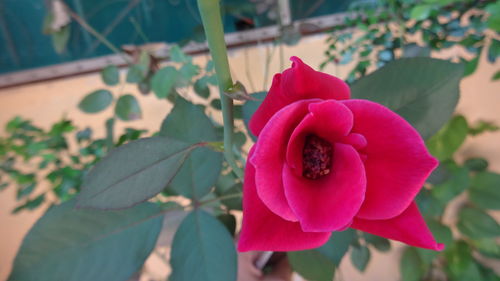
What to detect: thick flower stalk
<box><xmin>238</xmin><ymin>57</ymin><xmax>442</xmax><ymax>252</ymax></box>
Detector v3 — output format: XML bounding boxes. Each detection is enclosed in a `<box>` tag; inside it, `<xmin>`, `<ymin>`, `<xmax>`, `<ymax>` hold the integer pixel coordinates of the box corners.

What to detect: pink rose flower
<box><xmin>238</xmin><ymin>57</ymin><xmax>443</xmax><ymax>252</ymax></box>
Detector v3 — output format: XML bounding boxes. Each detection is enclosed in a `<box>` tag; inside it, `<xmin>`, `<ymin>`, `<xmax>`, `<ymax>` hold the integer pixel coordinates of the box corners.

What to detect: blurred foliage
<box><xmin>404</xmin><ymin>115</ymin><xmax>500</xmax><ymax>281</ymax></box>
<box><xmin>0</xmin><ymin>116</ymin><xmax>148</xmax><ymax>213</ymax></box>
<box><xmin>0</xmin><ymin>45</ymin><xmax>246</xmax><ymax>216</ymax></box>
<box><xmin>322</xmin><ymin>0</ymin><xmax>499</xmax><ymax>83</ymax></box>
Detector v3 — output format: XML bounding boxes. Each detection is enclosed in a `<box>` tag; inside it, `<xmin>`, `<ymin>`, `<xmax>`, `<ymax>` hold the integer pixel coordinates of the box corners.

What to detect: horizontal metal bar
<box><xmin>0</xmin><ymin>12</ymin><xmax>351</xmax><ymax>89</ymax></box>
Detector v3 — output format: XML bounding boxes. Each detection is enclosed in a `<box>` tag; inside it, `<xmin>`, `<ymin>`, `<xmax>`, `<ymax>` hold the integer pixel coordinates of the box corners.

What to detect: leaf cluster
<box><xmin>322</xmin><ymin>0</ymin><xmax>499</xmax><ymax>83</ymax></box>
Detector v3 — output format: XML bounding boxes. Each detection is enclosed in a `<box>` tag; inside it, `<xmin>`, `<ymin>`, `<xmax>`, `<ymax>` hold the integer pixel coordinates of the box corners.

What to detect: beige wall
<box><xmin>0</xmin><ymin>34</ymin><xmax>499</xmax><ymax>281</ymax></box>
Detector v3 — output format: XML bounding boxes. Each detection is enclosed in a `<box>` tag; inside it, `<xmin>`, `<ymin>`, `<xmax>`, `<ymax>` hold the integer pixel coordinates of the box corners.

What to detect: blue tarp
<box><xmin>0</xmin><ymin>0</ymin><xmax>350</xmax><ymax>74</ymax></box>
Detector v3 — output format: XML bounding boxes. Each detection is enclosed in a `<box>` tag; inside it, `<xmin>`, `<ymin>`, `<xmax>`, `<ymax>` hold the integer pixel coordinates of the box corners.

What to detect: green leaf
<box><xmin>78</xmin><ymin>90</ymin><xmax>113</xmax><ymax>113</ymax></box>
<box><xmin>289</xmin><ymin>250</ymin><xmax>336</xmax><ymax>281</ymax></box>
<box><xmin>105</xmin><ymin>117</ymin><xmax>115</xmax><ymax>149</ymax></box>
<box><xmin>351</xmin><ymin>58</ymin><xmax>463</xmax><ymax>140</ymax></box>
<box><xmin>117</xmin><ymin>128</ymin><xmax>147</xmax><ymax>146</ymax></box>
<box><xmin>217</xmin><ymin>214</ymin><xmax>236</xmax><ymax>237</ymax></box>
<box><xmin>317</xmin><ymin>229</ymin><xmax>356</xmax><ymax>265</ymax></box>
<box><xmin>432</xmin><ymin>161</ymin><xmax>470</xmax><ymax>203</ymax></box>
<box><xmin>416</xmin><ymin>189</ymin><xmax>445</xmax><ymax>219</ymax></box>
<box><xmin>487</xmin><ymin>16</ymin><xmax>500</xmax><ymax>32</ymax></box>
<box><xmin>457</xmin><ymin>207</ymin><xmax>500</xmax><ymax>239</ymax></box>
<box><xmin>0</xmin><ymin>182</ymin><xmax>9</xmax><ymax>191</ymax></box>
<box><xmin>469</xmin><ymin>172</ymin><xmax>500</xmax><ymax>210</ymax></box>
<box><xmin>464</xmin><ymin>157</ymin><xmax>488</xmax><ymax>172</ymax></box>
<box><xmin>289</xmin><ymin>228</ymin><xmax>355</xmax><ymax>279</ymax></box>
<box><xmin>486</xmin><ymin>2</ymin><xmax>500</xmax><ymax>31</ymax></box>
<box><xmin>215</xmin><ymin>172</ymin><xmax>238</xmax><ymax>194</ymax></box>
<box><xmin>50</xmin><ymin>119</ymin><xmax>74</xmax><ymax>135</ymax></box>
<box><xmin>472</xmin><ymin>238</ymin><xmax>500</xmax><ymax>258</ymax></box>
<box><xmin>8</xmin><ymin>200</ymin><xmax>162</xmax><ymax>281</ymax></box>
<box><xmin>194</xmin><ymin>77</ymin><xmax>211</xmax><ymax>99</ymax></box>
<box><xmin>410</xmin><ymin>5</ymin><xmax>433</xmax><ymax>21</ymax></box>
<box><xmin>42</xmin><ymin>12</ymin><xmax>54</xmax><ymax>34</ymax></box>
<box><xmin>478</xmin><ymin>263</ymin><xmax>500</xmax><ymax>281</ymax></box>
<box><xmin>138</xmin><ymin>78</ymin><xmax>151</xmax><ymax>95</ymax></box>
<box><xmin>493</xmin><ymin>71</ymin><xmax>500</xmax><ymax>81</ymax></box>
<box><xmin>167</xmin><ymin>147</ymin><xmax>222</xmax><ymax>199</ymax></box>
<box><xmin>12</xmin><ymin>194</ymin><xmax>45</xmax><ymax>214</ymax></box>
<box><xmin>101</xmin><ymin>65</ymin><xmax>120</xmax><ymax>86</ymax></box>
<box><xmin>400</xmin><ymin>247</ymin><xmax>424</xmax><ymax>281</ymax></box>
<box><xmin>205</xmin><ymin>60</ymin><xmax>214</xmax><ymax>72</ymax></box>
<box><xmin>210</xmin><ymin>98</ymin><xmax>221</xmax><ymax>110</ymax></box>
<box><xmin>115</xmin><ymin>94</ymin><xmax>142</xmax><ymax>121</ymax></box>
<box><xmin>16</xmin><ymin>183</ymin><xmax>36</xmax><ymax>200</ymax></box>
<box><xmin>77</xmin><ymin>137</ymin><xmax>198</xmax><ymax>209</ymax></box>
<box><xmin>488</xmin><ymin>39</ymin><xmax>499</xmax><ymax>63</ymax></box>
<box><xmin>462</xmin><ymin>56</ymin><xmax>480</xmax><ymax>77</ymax></box>
<box><xmin>52</xmin><ymin>25</ymin><xmax>70</xmax><ymax>54</ymax></box>
<box><xmin>363</xmin><ymin>233</ymin><xmax>391</xmax><ymax>252</ymax></box>
<box><xmin>170</xmin><ymin>210</ymin><xmax>237</xmax><ymax>281</ymax></box>
<box><xmin>350</xmin><ymin>245</ymin><xmax>370</xmax><ymax>272</ymax></box>
<box><xmin>76</xmin><ymin>128</ymin><xmax>92</xmax><ymax>143</ymax></box>
<box><xmin>126</xmin><ymin>64</ymin><xmax>147</xmax><ymax>83</ymax></box>
<box><xmin>242</xmin><ymin>92</ymin><xmax>266</xmax><ymax>141</ymax></box>
<box><xmin>152</xmin><ymin>66</ymin><xmax>178</xmax><ymax>99</ymax></box>
<box><xmin>468</xmin><ymin>120</ymin><xmax>499</xmax><ymax>136</ymax></box>
<box><xmin>403</xmin><ymin>43</ymin><xmax>431</xmax><ymax>58</ymax></box>
<box><xmin>169</xmin><ymin>45</ymin><xmax>191</xmax><ymax>63</ymax></box>
<box><xmin>426</xmin><ymin>115</ymin><xmax>468</xmax><ymax>160</ymax></box>
<box><xmin>214</xmin><ymin>171</ymin><xmax>242</xmax><ymax>210</ymax></box>
<box><xmin>427</xmin><ymin>219</ymin><xmax>453</xmax><ymax>246</ymax></box>
<box><xmin>444</xmin><ymin>241</ymin><xmax>482</xmax><ymax>281</ymax></box>
<box><xmin>160</xmin><ymin>98</ymin><xmax>222</xmax><ymax>199</ymax></box>
<box><xmin>219</xmin><ymin>183</ymin><xmax>242</xmax><ymax>210</ymax></box>
<box><xmin>179</xmin><ymin>63</ymin><xmax>199</xmax><ymax>85</ymax></box>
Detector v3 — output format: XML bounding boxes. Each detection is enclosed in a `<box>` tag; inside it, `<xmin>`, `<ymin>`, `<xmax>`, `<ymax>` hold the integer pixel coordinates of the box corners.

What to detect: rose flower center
<box><xmin>302</xmin><ymin>134</ymin><xmax>333</xmax><ymax>180</ymax></box>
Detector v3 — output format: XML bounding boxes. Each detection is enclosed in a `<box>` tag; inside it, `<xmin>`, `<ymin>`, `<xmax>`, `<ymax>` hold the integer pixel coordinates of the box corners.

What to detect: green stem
<box><xmin>197</xmin><ymin>0</ymin><xmax>244</xmax><ymax>180</ymax></box>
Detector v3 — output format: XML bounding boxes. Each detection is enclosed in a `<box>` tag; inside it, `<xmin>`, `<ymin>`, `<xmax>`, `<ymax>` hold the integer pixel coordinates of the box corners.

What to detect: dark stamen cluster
<box><xmin>302</xmin><ymin>134</ymin><xmax>333</xmax><ymax>180</ymax></box>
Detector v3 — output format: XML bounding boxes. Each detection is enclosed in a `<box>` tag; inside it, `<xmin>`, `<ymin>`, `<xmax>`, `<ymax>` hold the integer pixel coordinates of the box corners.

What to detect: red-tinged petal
<box><xmin>249</xmin><ymin>57</ymin><xmax>350</xmax><ymax>136</ymax></box>
<box><xmin>286</xmin><ymin>100</ymin><xmax>353</xmax><ymax>174</ymax></box>
<box><xmin>351</xmin><ymin>202</ymin><xmax>444</xmax><ymax>251</ymax></box>
<box><xmin>342</xmin><ymin>100</ymin><xmax>438</xmax><ymax>220</ymax></box>
<box><xmin>340</xmin><ymin>133</ymin><xmax>367</xmax><ymax>150</ymax></box>
<box><xmin>238</xmin><ymin>148</ymin><xmax>331</xmax><ymax>252</ymax></box>
<box><xmin>251</xmin><ymin>100</ymin><xmax>320</xmax><ymax>221</ymax></box>
<box><xmin>283</xmin><ymin>143</ymin><xmax>366</xmax><ymax>232</ymax></box>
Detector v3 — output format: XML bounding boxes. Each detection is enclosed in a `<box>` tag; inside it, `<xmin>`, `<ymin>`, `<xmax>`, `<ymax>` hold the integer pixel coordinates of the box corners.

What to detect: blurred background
<box><xmin>0</xmin><ymin>0</ymin><xmax>499</xmax><ymax>280</ymax></box>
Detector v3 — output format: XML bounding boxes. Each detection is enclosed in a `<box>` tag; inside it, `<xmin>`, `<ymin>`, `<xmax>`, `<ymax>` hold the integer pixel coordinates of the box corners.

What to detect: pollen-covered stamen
<box><xmin>302</xmin><ymin>134</ymin><xmax>333</xmax><ymax>180</ymax></box>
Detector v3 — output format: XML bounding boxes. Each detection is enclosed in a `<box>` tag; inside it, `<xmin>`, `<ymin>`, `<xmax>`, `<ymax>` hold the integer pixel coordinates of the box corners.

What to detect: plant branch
<box><xmin>197</xmin><ymin>0</ymin><xmax>244</xmax><ymax>180</ymax></box>
<box><xmin>85</xmin><ymin>0</ymin><xmax>142</xmax><ymax>55</ymax></box>
<box><xmin>199</xmin><ymin>192</ymin><xmax>242</xmax><ymax>206</ymax></box>
<box><xmin>61</xmin><ymin>2</ymin><xmax>132</xmax><ymax>63</ymax></box>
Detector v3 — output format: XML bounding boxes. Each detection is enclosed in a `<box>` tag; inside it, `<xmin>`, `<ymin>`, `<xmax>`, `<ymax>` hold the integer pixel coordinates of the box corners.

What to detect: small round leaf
<box><xmin>115</xmin><ymin>94</ymin><xmax>142</xmax><ymax>121</ymax></box>
<box><xmin>101</xmin><ymin>65</ymin><xmax>120</xmax><ymax>86</ymax></box>
<box><xmin>78</xmin><ymin>90</ymin><xmax>113</xmax><ymax>113</ymax></box>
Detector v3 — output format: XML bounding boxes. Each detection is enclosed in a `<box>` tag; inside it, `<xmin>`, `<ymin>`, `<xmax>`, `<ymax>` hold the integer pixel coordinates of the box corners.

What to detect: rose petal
<box><xmin>251</xmin><ymin>100</ymin><xmax>319</xmax><ymax>221</ymax></box>
<box><xmin>249</xmin><ymin>57</ymin><xmax>350</xmax><ymax>136</ymax></box>
<box><xmin>238</xmin><ymin>147</ymin><xmax>331</xmax><ymax>252</ymax></box>
<box><xmin>285</xmin><ymin>100</ymin><xmax>353</xmax><ymax>174</ymax></box>
<box><xmin>351</xmin><ymin>202</ymin><xmax>444</xmax><ymax>251</ymax></box>
<box><xmin>340</xmin><ymin>133</ymin><xmax>367</xmax><ymax>150</ymax></box>
<box><xmin>283</xmin><ymin>143</ymin><xmax>366</xmax><ymax>232</ymax></box>
<box><xmin>342</xmin><ymin>100</ymin><xmax>438</xmax><ymax>220</ymax></box>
